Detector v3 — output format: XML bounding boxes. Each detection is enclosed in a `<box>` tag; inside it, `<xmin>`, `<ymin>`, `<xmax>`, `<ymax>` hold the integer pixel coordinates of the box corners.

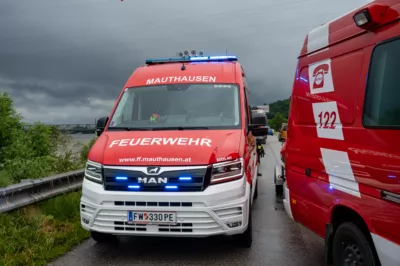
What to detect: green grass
<box><xmin>0</xmin><ymin>191</ymin><xmax>90</xmax><ymax>266</ymax></box>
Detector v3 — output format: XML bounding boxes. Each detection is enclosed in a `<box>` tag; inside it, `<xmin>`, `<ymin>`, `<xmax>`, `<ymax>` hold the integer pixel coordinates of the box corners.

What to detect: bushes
<box><xmin>0</xmin><ymin>92</ymin><xmax>96</xmax><ymax>185</ymax></box>
<box><xmin>268</xmin><ymin>112</ymin><xmax>288</xmax><ymax>131</ymax></box>
<box><xmin>0</xmin><ymin>93</ymin><xmax>97</xmax><ymax>265</ymax></box>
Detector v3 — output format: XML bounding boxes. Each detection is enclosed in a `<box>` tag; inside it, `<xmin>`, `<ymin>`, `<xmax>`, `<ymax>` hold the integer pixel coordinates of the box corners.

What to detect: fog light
<box><xmin>227</xmin><ymin>221</ymin><xmax>242</xmax><ymax>228</ymax></box>
<box><xmin>82</xmin><ymin>218</ymin><xmax>89</xmax><ymax>224</ymax></box>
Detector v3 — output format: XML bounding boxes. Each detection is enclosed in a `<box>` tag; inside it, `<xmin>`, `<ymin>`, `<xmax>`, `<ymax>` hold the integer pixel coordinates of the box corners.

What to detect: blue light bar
<box><xmin>128</xmin><ymin>185</ymin><xmax>140</xmax><ymax>189</ymax></box>
<box><xmin>165</xmin><ymin>185</ymin><xmax>178</xmax><ymax>189</ymax></box>
<box><xmin>145</xmin><ymin>55</ymin><xmax>238</xmax><ymax>64</ymax></box>
<box><xmin>179</xmin><ymin>176</ymin><xmax>192</xmax><ymax>181</ymax></box>
<box><xmin>116</xmin><ymin>176</ymin><xmax>128</xmax><ymax>181</ymax></box>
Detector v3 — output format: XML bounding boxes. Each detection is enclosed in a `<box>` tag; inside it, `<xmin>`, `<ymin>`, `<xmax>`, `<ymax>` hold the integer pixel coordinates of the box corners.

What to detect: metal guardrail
<box><xmin>0</xmin><ymin>169</ymin><xmax>84</xmax><ymax>213</ymax></box>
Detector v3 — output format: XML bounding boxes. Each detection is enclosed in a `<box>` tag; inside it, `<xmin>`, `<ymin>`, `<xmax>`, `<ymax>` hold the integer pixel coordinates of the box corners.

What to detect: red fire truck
<box><xmin>80</xmin><ymin>52</ymin><xmax>268</xmax><ymax>248</ymax></box>
<box><xmin>277</xmin><ymin>1</ymin><xmax>400</xmax><ymax>265</ymax></box>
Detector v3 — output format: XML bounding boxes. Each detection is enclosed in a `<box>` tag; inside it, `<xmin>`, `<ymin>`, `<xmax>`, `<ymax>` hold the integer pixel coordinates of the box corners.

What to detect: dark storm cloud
<box><xmin>0</xmin><ymin>0</ymin><xmax>370</xmax><ymax>123</ymax></box>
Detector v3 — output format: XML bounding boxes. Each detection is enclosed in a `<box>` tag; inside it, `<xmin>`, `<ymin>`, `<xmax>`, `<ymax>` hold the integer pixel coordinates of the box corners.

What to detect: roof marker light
<box><xmin>353</xmin><ymin>10</ymin><xmax>371</xmax><ymax>27</ymax></box>
<box><xmin>179</xmin><ymin>177</ymin><xmax>192</xmax><ymax>181</ymax></box>
<box><xmin>165</xmin><ymin>185</ymin><xmax>178</xmax><ymax>189</ymax></box>
<box><xmin>128</xmin><ymin>185</ymin><xmax>140</xmax><ymax>189</ymax></box>
<box><xmin>115</xmin><ymin>176</ymin><xmax>128</xmax><ymax>181</ymax></box>
<box><xmin>353</xmin><ymin>4</ymin><xmax>389</xmax><ymax>30</ymax></box>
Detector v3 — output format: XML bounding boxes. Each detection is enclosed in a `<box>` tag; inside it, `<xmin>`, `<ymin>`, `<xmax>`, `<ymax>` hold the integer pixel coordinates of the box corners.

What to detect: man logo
<box><xmin>147</xmin><ymin>166</ymin><xmax>161</xmax><ymax>175</ymax></box>
<box><xmin>138</xmin><ymin>177</ymin><xmax>168</xmax><ymax>184</ymax></box>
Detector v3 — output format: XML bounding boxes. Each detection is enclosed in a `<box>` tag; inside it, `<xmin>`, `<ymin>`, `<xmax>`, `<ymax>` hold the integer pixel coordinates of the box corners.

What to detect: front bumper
<box><xmin>80</xmin><ymin>176</ymin><xmax>251</xmax><ymax>237</ymax></box>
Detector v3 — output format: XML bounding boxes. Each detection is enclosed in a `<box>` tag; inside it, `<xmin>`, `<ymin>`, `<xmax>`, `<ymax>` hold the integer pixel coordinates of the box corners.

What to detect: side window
<box><xmin>111</xmin><ymin>89</ymin><xmax>135</xmax><ymax>125</ymax></box>
<box><xmin>363</xmin><ymin>38</ymin><xmax>400</xmax><ymax>127</ymax></box>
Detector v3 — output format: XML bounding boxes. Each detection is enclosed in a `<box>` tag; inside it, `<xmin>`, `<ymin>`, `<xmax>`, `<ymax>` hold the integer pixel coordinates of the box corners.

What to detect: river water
<box><xmin>63</xmin><ymin>134</ymin><xmax>97</xmax><ymax>155</ymax></box>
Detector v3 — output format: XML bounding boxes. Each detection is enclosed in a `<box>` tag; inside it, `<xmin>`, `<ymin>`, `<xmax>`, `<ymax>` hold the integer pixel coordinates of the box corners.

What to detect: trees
<box><xmin>269</xmin><ymin>112</ymin><xmax>287</xmax><ymax>131</ymax></box>
<box><xmin>0</xmin><ymin>92</ymin><xmax>95</xmax><ymax>186</ymax></box>
<box><xmin>266</xmin><ymin>98</ymin><xmax>290</xmax><ymax>120</ymax></box>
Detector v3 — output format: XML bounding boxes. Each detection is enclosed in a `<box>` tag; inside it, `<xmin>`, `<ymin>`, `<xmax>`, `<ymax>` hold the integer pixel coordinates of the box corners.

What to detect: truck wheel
<box><xmin>234</xmin><ymin>198</ymin><xmax>253</xmax><ymax>248</ymax></box>
<box><xmin>332</xmin><ymin>222</ymin><xmax>379</xmax><ymax>266</ymax></box>
<box><xmin>254</xmin><ymin>181</ymin><xmax>258</xmax><ymax>200</ymax></box>
<box><xmin>91</xmin><ymin>231</ymin><xmax>118</xmax><ymax>243</ymax></box>
<box><xmin>275</xmin><ymin>184</ymin><xmax>283</xmax><ymax>195</ymax></box>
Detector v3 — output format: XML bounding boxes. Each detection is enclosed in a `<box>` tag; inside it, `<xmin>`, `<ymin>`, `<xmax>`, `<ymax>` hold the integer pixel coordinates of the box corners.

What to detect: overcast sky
<box><xmin>0</xmin><ymin>0</ymin><xmax>370</xmax><ymax>124</ymax></box>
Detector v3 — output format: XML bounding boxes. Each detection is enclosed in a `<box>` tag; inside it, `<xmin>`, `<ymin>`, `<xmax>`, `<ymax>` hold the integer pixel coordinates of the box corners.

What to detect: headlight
<box><xmin>84</xmin><ymin>160</ymin><xmax>103</xmax><ymax>184</ymax></box>
<box><xmin>210</xmin><ymin>158</ymin><xmax>244</xmax><ymax>185</ymax></box>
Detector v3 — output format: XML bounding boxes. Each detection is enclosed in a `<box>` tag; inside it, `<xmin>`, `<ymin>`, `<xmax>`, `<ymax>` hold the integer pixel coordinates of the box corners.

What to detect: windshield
<box><xmin>108</xmin><ymin>83</ymin><xmax>241</xmax><ymax>130</ymax></box>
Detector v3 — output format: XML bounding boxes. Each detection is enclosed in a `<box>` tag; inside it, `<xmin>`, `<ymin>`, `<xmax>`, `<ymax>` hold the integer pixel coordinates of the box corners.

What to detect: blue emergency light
<box><xmin>145</xmin><ymin>55</ymin><xmax>238</xmax><ymax>65</ymax></box>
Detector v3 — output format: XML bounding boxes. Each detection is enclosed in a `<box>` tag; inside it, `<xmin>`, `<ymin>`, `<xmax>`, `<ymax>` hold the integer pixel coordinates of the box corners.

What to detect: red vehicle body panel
<box><xmin>286</xmin><ymin>0</ymin><xmax>400</xmax><ymax>264</ymax></box>
<box><xmin>89</xmin><ymin>130</ymin><xmax>243</xmax><ymax>166</ymax></box>
<box><xmin>88</xmin><ymin>60</ymin><xmax>257</xmax><ymax>185</ymax></box>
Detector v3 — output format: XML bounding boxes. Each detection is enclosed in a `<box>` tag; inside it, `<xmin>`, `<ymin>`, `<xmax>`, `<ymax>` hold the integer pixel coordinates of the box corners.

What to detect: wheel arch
<box><xmin>325</xmin><ymin>204</ymin><xmax>379</xmax><ymax>265</ymax></box>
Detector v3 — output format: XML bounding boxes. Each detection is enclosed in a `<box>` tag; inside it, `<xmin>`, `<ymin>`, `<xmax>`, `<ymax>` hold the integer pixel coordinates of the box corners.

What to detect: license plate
<box><xmin>127</xmin><ymin>211</ymin><xmax>177</xmax><ymax>224</ymax></box>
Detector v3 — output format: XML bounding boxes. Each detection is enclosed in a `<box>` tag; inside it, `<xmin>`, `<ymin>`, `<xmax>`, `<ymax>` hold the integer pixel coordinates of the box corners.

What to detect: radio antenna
<box><xmin>225</xmin><ymin>48</ymin><xmax>228</xmax><ymax>55</ymax></box>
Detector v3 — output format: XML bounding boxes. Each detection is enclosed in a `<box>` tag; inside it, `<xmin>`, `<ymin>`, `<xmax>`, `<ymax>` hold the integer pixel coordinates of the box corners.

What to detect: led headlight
<box><xmin>84</xmin><ymin>160</ymin><xmax>103</xmax><ymax>184</ymax></box>
<box><xmin>210</xmin><ymin>158</ymin><xmax>244</xmax><ymax>185</ymax></box>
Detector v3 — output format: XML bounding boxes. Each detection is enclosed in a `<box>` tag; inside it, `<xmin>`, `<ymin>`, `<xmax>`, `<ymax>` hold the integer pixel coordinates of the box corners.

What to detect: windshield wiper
<box><xmin>152</xmin><ymin>126</ymin><xmax>209</xmax><ymax>131</ymax></box>
<box><xmin>107</xmin><ymin>127</ymin><xmax>152</xmax><ymax>131</ymax></box>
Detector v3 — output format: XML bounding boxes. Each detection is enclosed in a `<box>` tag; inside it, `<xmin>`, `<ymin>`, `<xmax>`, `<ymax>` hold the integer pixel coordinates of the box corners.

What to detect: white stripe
<box><xmin>320</xmin><ymin>148</ymin><xmax>360</xmax><ymax>198</ymax></box>
<box><xmin>312</xmin><ymin>101</ymin><xmax>344</xmax><ymax>140</ymax></box>
<box><xmin>307</xmin><ymin>23</ymin><xmax>329</xmax><ymax>54</ymax></box>
<box><xmin>371</xmin><ymin>233</ymin><xmax>400</xmax><ymax>266</ymax></box>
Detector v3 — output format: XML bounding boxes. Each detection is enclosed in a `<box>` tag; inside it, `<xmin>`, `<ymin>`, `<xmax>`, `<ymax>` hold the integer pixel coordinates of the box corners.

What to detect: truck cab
<box><xmin>80</xmin><ymin>52</ymin><xmax>268</xmax><ymax>248</ymax></box>
<box><xmin>279</xmin><ymin>1</ymin><xmax>400</xmax><ymax>265</ymax></box>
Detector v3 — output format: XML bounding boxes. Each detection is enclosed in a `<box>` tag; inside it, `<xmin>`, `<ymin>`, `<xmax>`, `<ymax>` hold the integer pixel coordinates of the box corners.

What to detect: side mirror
<box><xmin>96</xmin><ymin>117</ymin><xmax>109</xmax><ymax>137</ymax></box>
<box><xmin>248</xmin><ymin>124</ymin><xmax>268</xmax><ymax>137</ymax></box>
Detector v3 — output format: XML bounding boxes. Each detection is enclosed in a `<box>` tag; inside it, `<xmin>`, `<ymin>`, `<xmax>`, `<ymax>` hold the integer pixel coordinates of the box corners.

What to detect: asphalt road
<box><xmin>48</xmin><ymin>136</ymin><xmax>326</xmax><ymax>266</ymax></box>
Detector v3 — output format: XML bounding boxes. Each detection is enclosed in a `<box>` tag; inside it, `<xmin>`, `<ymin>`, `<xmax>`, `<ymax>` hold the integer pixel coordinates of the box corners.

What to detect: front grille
<box><xmin>103</xmin><ymin>167</ymin><xmax>210</xmax><ymax>192</ymax></box>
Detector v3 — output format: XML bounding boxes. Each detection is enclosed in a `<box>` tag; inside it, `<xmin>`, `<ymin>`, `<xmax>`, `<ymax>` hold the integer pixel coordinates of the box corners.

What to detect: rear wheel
<box><xmin>332</xmin><ymin>222</ymin><xmax>379</xmax><ymax>266</ymax></box>
<box><xmin>91</xmin><ymin>231</ymin><xmax>118</xmax><ymax>243</ymax></box>
<box><xmin>275</xmin><ymin>184</ymin><xmax>283</xmax><ymax>195</ymax></box>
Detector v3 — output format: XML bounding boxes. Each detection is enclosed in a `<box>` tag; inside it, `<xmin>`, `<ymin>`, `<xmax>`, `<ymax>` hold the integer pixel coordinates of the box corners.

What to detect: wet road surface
<box><xmin>48</xmin><ymin>136</ymin><xmax>327</xmax><ymax>266</ymax></box>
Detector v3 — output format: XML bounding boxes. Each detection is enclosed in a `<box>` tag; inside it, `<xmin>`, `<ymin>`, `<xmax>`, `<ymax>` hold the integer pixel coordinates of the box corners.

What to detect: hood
<box><xmin>88</xmin><ymin>130</ymin><xmax>243</xmax><ymax>166</ymax></box>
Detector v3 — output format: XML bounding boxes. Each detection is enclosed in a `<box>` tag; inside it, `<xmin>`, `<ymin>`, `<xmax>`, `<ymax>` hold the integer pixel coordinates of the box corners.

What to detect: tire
<box><xmin>91</xmin><ymin>231</ymin><xmax>118</xmax><ymax>243</ymax></box>
<box><xmin>234</xmin><ymin>196</ymin><xmax>253</xmax><ymax>248</ymax></box>
<box><xmin>332</xmin><ymin>222</ymin><xmax>379</xmax><ymax>266</ymax></box>
<box><xmin>275</xmin><ymin>184</ymin><xmax>283</xmax><ymax>195</ymax></box>
<box><xmin>254</xmin><ymin>181</ymin><xmax>258</xmax><ymax>200</ymax></box>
